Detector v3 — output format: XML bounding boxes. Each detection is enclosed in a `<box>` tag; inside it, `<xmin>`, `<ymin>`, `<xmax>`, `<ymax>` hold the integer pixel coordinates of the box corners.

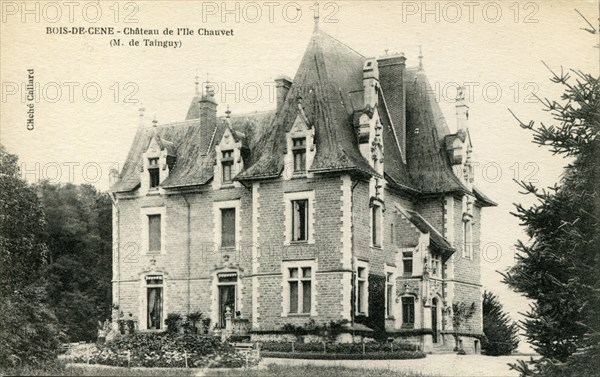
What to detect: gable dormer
<box><xmin>283</xmin><ymin>98</ymin><xmax>316</xmax><ymax>179</ymax></box>
<box><xmin>140</xmin><ymin>125</ymin><xmax>176</xmax><ymax>195</ymax></box>
<box><xmin>214</xmin><ymin>123</ymin><xmax>246</xmax><ymax>189</ymax></box>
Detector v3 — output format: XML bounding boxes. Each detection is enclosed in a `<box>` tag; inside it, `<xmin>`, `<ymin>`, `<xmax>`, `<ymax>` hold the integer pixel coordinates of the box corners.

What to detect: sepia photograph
<box><xmin>1</xmin><ymin>1</ymin><xmax>598</xmax><ymax>376</ymax></box>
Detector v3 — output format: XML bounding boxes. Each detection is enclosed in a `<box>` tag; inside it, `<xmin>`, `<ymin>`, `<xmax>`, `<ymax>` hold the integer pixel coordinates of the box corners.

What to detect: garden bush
<box><xmin>70</xmin><ymin>333</ymin><xmax>259</xmax><ymax>368</ymax></box>
<box><xmin>260</xmin><ymin>351</ymin><xmax>426</xmax><ymax>360</ymax></box>
<box><xmin>259</xmin><ymin>341</ymin><xmax>418</xmax><ymax>353</ymax></box>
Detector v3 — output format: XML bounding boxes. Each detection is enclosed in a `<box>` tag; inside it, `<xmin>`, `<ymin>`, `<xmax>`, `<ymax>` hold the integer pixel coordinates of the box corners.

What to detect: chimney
<box><xmin>199</xmin><ymin>83</ymin><xmax>217</xmax><ymax>156</ymax></box>
<box><xmin>377</xmin><ymin>53</ymin><xmax>407</xmax><ymax>158</ymax></box>
<box><xmin>274</xmin><ymin>75</ymin><xmax>292</xmax><ymax>113</ymax></box>
<box><xmin>455</xmin><ymin>86</ymin><xmax>469</xmax><ymax>133</ymax></box>
<box><xmin>362</xmin><ymin>58</ymin><xmax>379</xmax><ymax>109</ymax></box>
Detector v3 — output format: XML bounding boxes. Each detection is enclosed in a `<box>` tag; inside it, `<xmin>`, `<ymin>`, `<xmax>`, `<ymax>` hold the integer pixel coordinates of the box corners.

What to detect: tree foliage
<box><xmin>0</xmin><ymin>145</ymin><xmax>48</xmax><ymax>295</ymax></box>
<box><xmin>482</xmin><ymin>291</ymin><xmax>519</xmax><ymax>356</ymax></box>
<box><xmin>36</xmin><ymin>181</ymin><xmax>112</xmax><ymax>342</ymax></box>
<box><xmin>503</xmin><ymin>18</ymin><xmax>600</xmax><ymax>376</ymax></box>
<box><xmin>0</xmin><ymin>145</ymin><xmax>60</xmax><ymax>369</ymax></box>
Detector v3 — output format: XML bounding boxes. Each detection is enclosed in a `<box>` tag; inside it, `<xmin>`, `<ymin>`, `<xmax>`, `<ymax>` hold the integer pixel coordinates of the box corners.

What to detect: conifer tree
<box><xmin>482</xmin><ymin>291</ymin><xmax>519</xmax><ymax>356</ymax></box>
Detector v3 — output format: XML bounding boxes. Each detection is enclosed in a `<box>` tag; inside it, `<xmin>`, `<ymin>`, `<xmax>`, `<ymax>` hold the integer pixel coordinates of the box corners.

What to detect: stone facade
<box><xmin>110</xmin><ymin>27</ymin><xmax>495</xmax><ymax>354</ymax></box>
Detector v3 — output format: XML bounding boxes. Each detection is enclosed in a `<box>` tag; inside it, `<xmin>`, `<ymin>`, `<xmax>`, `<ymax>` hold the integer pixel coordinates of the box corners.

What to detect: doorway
<box><xmin>217</xmin><ymin>272</ymin><xmax>237</xmax><ymax>328</ymax></box>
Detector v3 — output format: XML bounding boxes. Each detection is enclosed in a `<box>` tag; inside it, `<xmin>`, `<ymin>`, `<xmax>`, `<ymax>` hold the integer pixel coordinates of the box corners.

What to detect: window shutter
<box><xmin>221</xmin><ymin>208</ymin><xmax>236</xmax><ymax>247</ymax></box>
<box><xmin>148</xmin><ymin>215</ymin><xmax>161</xmax><ymax>252</ymax></box>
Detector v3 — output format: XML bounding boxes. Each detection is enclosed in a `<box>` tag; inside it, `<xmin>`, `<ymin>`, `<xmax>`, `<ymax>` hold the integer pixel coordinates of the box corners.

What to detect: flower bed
<box><xmin>259</xmin><ymin>341</ymin><xmax>418</xmax><ymax>353</ymax></box>
<box><xmin>69</xmin><ymin>333</ymin><xmax>260</xmax><ymax>368</ymax></box>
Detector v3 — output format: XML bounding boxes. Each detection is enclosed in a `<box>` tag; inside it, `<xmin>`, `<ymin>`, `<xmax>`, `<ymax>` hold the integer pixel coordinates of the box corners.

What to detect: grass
<box><xmin>2</xmin><ymin>363</ymin><xmax>437</xmax><ymax>377</ymax></box>
<box><xmin>207</xmin><ymin>364</ymin><xmax>434</xmax><ymax>377</ymax></box>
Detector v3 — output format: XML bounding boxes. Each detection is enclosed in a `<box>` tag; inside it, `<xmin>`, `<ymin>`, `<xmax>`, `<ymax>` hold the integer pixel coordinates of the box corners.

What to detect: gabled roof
<box><xmin>236</xmin><ymin>30</ymin><xmax>377</xmax><ymax>180</ymax></box>
<box><xmin>395</xmin><ymin>204</ymin><xmax>455</xmax><ymax>258</ymax></box>
<box><xmin>402</xmin><ymin>68</ymin><xmax>470</xmax><ymax>195</ymax></box>
<box><xmin>112</xmin><ymin>29</ymin><xmax>495</xmax><ymax>206</ymax></box>
<box><xmin>110</xmin><ymin>111</ymin><xmax>274</xmax><ymax>192</ymax></box>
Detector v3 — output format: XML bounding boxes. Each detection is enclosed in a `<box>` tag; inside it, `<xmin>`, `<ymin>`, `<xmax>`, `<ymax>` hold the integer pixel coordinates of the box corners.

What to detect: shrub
<box><xmin>69</xmin><ymin>332</ymin><xmax>260</xmax><ymax>368</ymax></box>
<box><xmin>259</xmin><ymin>341</ymin><xmax>417</xmax><ymax>353</ymax></box>
<box><xmin>260</xmin><ymin>351</ymin><xmax>426</xmax><ymax>360</ymax></box>
<box><xmin>165</xmin><ymin>313</ymin><xmax>181</xmax><ymax>334</ymax></box>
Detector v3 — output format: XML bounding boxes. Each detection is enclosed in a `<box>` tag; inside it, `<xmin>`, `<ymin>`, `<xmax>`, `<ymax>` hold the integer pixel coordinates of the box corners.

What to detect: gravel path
<box><xmin>261</xmin><ymin>354</ymin><xmax>538</xmax><ymax>377</ymax></box>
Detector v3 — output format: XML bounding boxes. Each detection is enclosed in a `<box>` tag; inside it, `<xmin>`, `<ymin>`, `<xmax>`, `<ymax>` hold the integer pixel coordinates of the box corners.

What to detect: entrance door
<box><xmin>218</xmin><ymin>284</ymin><xmax>236</xmax><ymax>328</ymax></box>
<box><xmin>147</xmin><ymin>287</ymin><xmax>163</xmax><ymax>329</ymax></box>
<box><xmin>432</xmin><ymin>298</ymin><xmax>438</xmax><ymax>343</ymax></box>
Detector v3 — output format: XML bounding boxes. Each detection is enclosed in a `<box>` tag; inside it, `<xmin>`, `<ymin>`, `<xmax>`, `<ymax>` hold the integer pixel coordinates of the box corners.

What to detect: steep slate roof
<box><xmin>112</xmin><ymin>28</ymin><xmax>494</xmax><ymax>206</ymax></box>
<box><xmin>236</xmin><ymin>30</ymin><xmax>377</xmax><ymax>180</ymax></box>
<box><xmin>111</xmin><ymin>111</ymin><xmax>274</xmax><ymax>192</ymax></box>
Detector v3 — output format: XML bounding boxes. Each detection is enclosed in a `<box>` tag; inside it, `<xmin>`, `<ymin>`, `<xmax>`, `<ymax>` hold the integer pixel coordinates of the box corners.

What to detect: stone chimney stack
<box><xmin>274</xmin><ymin>75</ymin><xmax>292</xmax><ymax>113</ymax></box>
<box><xmin>199</xmin><ymin>83</ymin><xmax>217</xmax><ymax>156</ymax></box>
<box><xmin>377</xmin><ymin>53</ymin><xmax>407</xmax><ymax>157</ymax></box>
<box><xmin>455</xmin><ymin>86</ymin><xmax>469</xmax><ymax>133</ymax></box>
<box><xmin>362</xmin><ymin>58</ymin><xmax>379</xmax><ymax>109</ymax></box>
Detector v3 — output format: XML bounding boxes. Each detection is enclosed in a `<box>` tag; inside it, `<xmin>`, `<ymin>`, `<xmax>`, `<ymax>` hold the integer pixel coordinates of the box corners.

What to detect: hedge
<box><xmin>261</xmin><ymin>351</ymin><xmax>426</xmax><ymax>360</ymax></box>
<box><xmin>259</xmin><ymin>341</ymin><xmax>418</xmax><ymax>353</ymax></box>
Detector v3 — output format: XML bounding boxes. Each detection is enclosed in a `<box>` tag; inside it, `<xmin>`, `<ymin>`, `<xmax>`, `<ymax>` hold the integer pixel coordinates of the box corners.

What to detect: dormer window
<box><xmin>148</xmin><ymin>158</ymin><xmax>160</xmax><ymax>189</ymax></box>
<box><xmin>221</xmin><ymin>150</ymin><xmax>234</xmax><ymax>184</ymax></box>
<box><xmin>292</xmin><ymin>137</ymin><xmax>306</xmax><ymax>173</ymax></box>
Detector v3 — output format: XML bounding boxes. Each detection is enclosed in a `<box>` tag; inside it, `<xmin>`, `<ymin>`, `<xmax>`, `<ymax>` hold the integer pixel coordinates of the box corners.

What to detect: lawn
<box><xmin>206</xmin><ymin>364</ymin><xmax>433</xmax><ymax>377</ymax></box>
<box><xmin>2</xmin><ymin>363</ymin><xmax>435</xmax><ymax>376</ymax></box>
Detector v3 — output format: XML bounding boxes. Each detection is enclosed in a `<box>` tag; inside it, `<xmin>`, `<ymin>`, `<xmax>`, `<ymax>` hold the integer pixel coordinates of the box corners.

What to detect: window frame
<box><xmin>401</xmin><ymin>296</ymin><xmax>415</xmax><ymax>328</ymax></box>
<box><xmin>371</xmin><ymin>203</ymin><xmax>382</xmax><ymax>248</ymax></box>
<box><xmin>462</xmin><ymin>219</ymin><xmax>473</xmax><ymax>259</ymax></box>
<box><xmin>282</xmin><ymin>260</ymin><xmax>317</xmax><ymax>317</ymax></box>
<box><xmin>220</xmin><ymin>207</ymin><xmax>236</xmax><ymax>249</ymax></box>
<box><xmin>354</xmin><ymin>260</ymin><xmax>369</xmax><ymax>316</ymax></box>
<box><xmin>402</xmin><ymin>251</ymin><xmax>413</xmax><ymax>276</ymax></box>
<box><xmin>284</xmin><ymin>191</ymin><xmax>315</xmax><ymax>245</ymax></box>
<box><xmin>384</xmin><ymin>265</ymin><xmax>396</xmax><ymax>319</ymax></box>
<box><xmin>291</xmin><ymin>137</ymin><xmax>307</xmax><ymax>174</ymax></box>
<box><xmin>141</xmin><ymin>207</ymin><xmax>166</xmax><ymax>255</ymax></box>
<box><xmin>147</xmin><ymin>214</ymin><xmax>162</xmax><ymax>253</ymax></box>
<box><xmin>148</xmin><ymin>158</ymin><xmax>160</xmax><ymax>189</ymax></box>
<box><xmin>221</xmin><ymin>150</ymin><xmax>234</xmax><ymax>184</ymax></box>
<box><xmin>291</xmin><ymin>199</ymin><xmax>309</xmax><ymax>242</ymax></box>
<box><xmin>213</xmin><ymin>200</ymin><xmax>241</xmax><ymax>251</ymax></box>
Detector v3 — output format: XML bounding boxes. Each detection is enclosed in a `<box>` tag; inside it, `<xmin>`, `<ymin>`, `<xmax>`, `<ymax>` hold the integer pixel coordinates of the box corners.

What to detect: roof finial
<box><xmin>195</xmin><ymin>70</ymin><xmax>200</xmax><ymax>95</ymax></box>
<box><xmin>418</xmin><ymin>45</ymin><xmax>424</xmax><ymax>70</ymax></box>
<box><xmin>225</xmin><ymin>105</ymin><xmax>231</xmax><ymax>119</ymax></box>
<box><xmin>152</xmin><ymin>115</ymin><xmax>158</xmax><ymax>128</ymax></box>
<box><xmin>313</xmin><ymin>2</ymin><xmax>319</xmax><ymax>33</ymax></box>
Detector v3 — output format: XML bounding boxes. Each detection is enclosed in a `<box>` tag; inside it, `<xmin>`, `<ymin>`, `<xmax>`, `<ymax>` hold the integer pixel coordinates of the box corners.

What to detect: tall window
<box><xmin>402</xmin><ymin>252</ymin><xmax>413</xmax><ymax>276</ymax></box>
<box><xmin>462</xmin><ymin>220</ymin><xmax>473</xmax><ymax>259</ymax></box>
<box><xmin>386</xmin><ymin>272</ymin><xmax>394</xmax><ymax>318</ymax></box>
<box><xmin>292</xmin><ymin>199</ymin><xmax>308</xmax><ymax>242</ymax></box>
<box><xmin>401</xmin><ymin>297</ymin><xmax>415</xmax><ymax>327</ymax></box>
<box><xmin>288</xmin><ymin>266</ymin><xmax>312</xmax><ymax>314</ymax></box>
<box><xmin>292</xmin><ymin>137</ymin><xmax>306</xmax><ymax>173</ymax></box>
<box><xmin>148</xmin><ymin>214</ymin><xmax>161</xmax><ymax>252</ymax></box>
<box><xmin>146</xmin><ymin>275</ymin><xmax>163</xmax><ymax>329</ymax></box>
<box><xmin>221</xmin><ymin>150</ymin><xmax>234</xmax><ymax>183</ymax></box>
<box><xmin>221</xmin><ymin>208</ymin><xmax>236</xmax><ymax>248</ymax></box>
<box><xmin>431</xmin><ymin>254</ymin><xmax>441</xmax><ymax>277</ymax></box>
<box><xmin>372</xmin><ymin>204</ymin><xmax>382</xmax><ymax>247</ymax></box>
<box><xmin>356</xmin><ymin>266</ymin><xmax>368</xmax><ymax>314</ymax></box>
<box><xmin>148</xmin><ymin>158</ymin><xmax>160</xmax><ymax>189</ymax></box>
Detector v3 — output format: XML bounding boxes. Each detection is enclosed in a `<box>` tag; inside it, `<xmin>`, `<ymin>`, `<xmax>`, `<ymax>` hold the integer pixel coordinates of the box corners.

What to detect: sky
<box><xmin>2</xmin><ymin>0</ymin><xmax>599</xmax><ymax>352</ymax></box>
